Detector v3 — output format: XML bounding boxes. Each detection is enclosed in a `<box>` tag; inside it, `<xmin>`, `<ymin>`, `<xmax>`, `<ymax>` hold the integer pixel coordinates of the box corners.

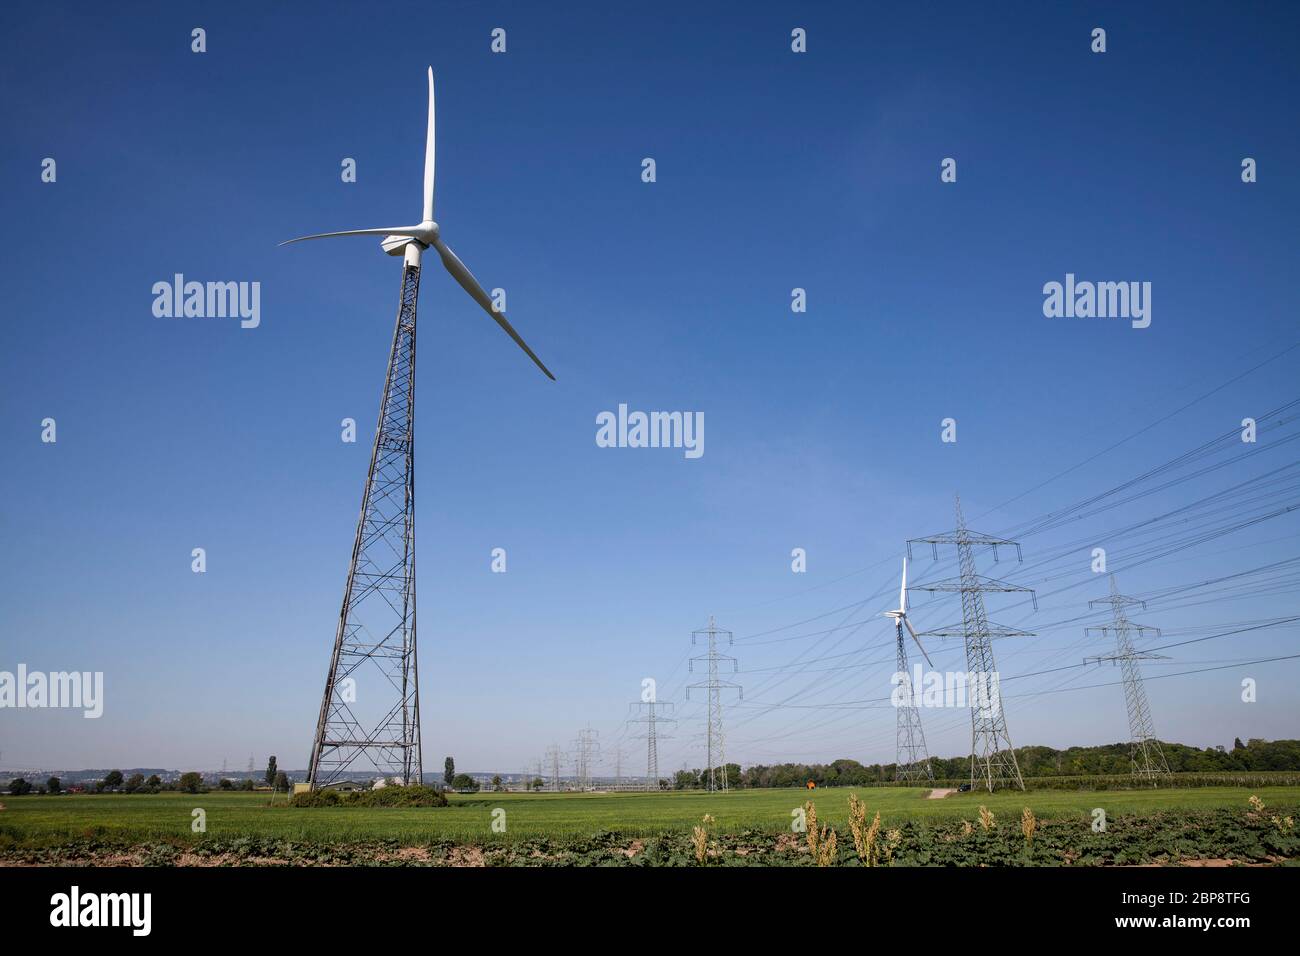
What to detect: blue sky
<box><xmin>1</xmin><ymin>1</ymin><xmax>1297</xmax><ymax>775</ymax></box>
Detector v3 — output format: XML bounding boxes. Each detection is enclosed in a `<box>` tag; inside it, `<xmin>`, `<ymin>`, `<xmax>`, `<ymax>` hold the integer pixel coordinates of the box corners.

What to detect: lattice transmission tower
<box><xmin>572</xmin><ymin>727</ymin><xmax>600</xmax><ymax>791</ymax></box>
<box><xmin>546</xmin><ymin>744</ymin><xmax>564</xmax><ymax>792</ymax></box>
<box><xmin>909</xmin><ymin>495</ymin><xmax>1038</xmax><ymax>792</ymax></box>
<box><xmin>1085</xmin><ymin>574</ymin><xmax>1172</xmax><ymax>783</ymax></box>
<box><xmin>308</xmin><ymin>264</ymin><xmax>422</xmax><ymax>788</ymax></box>
<box><xmin>687</xmin><ymin>616</ymin><xmax>742</xmax><ymax>791</ymax></box>
<box><xmin>628</xmin><ymin>698</ymin><xmax>676</xmax><ymax>790</ymax></box>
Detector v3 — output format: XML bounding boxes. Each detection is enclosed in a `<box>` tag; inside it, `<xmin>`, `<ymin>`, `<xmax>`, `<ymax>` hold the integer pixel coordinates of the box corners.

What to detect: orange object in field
<box><xmin>806</xmin><ymin>780</ymin><xmax>816</xmax><ymax>789</ymax></box>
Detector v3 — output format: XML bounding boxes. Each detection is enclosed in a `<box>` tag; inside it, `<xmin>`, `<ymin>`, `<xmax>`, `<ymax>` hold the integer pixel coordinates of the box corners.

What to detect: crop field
<box><xmin>3</xmin><ymin>785</ymin><xmax>1299</xmax><ymax>850</ymax></box>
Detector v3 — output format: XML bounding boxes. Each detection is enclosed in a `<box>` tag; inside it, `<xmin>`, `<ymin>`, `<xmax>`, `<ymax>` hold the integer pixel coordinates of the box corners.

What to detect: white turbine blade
<box><xmin>904</xmin><ymin>616</ymin><xmax>933</xmax><ymax>667</ymax></box>
<box><xmin>899</xmin><ymin>556</ymin><xmax>908</xmax><ymax>613</ymax></box>
<box><xmin>432</xmin><ymin>237</ymin><xmax>556</xmax><ymax>380</ymax></box>
<box><xmin>423</xmin><ymin>67</ymin><xmax>436</xmax><ymax>221</ymax></box>
<box><xmin>280</xmin><ymin>226</ymin><xmax>426</xmax><ymax>247</ymax></box>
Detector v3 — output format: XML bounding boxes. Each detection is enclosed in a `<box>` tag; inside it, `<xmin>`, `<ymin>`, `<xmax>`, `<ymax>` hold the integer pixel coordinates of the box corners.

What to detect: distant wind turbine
<box><xmin>883</xmin><ymin>557</ymin><xmax>935</xmax><ymax>781</ymax></box>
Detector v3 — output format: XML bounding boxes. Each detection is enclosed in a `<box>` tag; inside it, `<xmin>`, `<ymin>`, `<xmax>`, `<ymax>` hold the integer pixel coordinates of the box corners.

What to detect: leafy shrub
<box><xmin>290</xmin><ymin>784</ymin><xmax>448</xmax><ymax>809</ymax></box>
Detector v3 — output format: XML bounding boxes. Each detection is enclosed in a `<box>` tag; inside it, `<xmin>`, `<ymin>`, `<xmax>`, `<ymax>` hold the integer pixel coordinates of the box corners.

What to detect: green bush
<box><xmin>290</xmin><ymin>784</ymin><xmax>448</xmax><ymax>809</ymax></box>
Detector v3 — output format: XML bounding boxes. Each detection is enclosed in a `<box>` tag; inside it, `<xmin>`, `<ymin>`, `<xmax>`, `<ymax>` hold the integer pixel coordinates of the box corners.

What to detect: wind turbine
<box><xmin>883</xmin><ymin>556</ymin><xmax>932</xmax><ymax>668</ymax></box>
<box><xmin>282</xmin><ymin>68</ymin><xmax>554</xmax><ymax>380</ymax></box>
<box><xmin>288</xmin><ymin>68</ymin><xmax>554</xmax><ymax>790</ymax></box>
<box><xmin>883</xmin><ymin>557</ymin><xmax>934</xmax><ymax>782</ymax></box>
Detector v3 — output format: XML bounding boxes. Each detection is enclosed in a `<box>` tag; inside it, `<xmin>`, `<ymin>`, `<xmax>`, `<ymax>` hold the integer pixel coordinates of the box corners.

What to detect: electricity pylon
<box><xmin>1085</xmin><ymin>574</ymin><xmax>1172</xmax><ymax>784</ymax></box>
<box><xmin>628</xmin><ymin>699</ymin><xmax>676</xmax><ymax>790</ymax></box>
<box><xmin>546</xmin><ymin>744</ymin><xmax>564</xmax><ymax>792</ymax></box>
<box><xmin>307</xmin><ymin>265</ymin><xmax>422</xmax><ymax>789</ymax></box>
<box><xmin>882</xmin><ymin>557</ymin><xmax>934</xmax><ymax>781</ymax></box>
<box><xmin>572</xmin><ymin>727</ymin><xmax>599</xmax><ymax>791</ymax></box>
<box><xmin>909</xmin><ymin>495</ymin><xmax>1038</xmax><ymax>792</ymax></box>
<box><xmin>687</xmin><ymin>616</ymin><xmax>742</xmax><ymax>791</ymax></box>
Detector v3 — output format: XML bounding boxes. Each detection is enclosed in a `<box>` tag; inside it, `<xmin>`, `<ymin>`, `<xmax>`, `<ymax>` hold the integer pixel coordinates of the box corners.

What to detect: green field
<box><xmin>4</xmin><ymin>785</ymin><xmax>1297</xmax><ymax>846</ymax></box>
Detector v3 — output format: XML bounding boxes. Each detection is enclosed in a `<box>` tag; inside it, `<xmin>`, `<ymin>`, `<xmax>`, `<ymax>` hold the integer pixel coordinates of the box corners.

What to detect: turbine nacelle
<box><xmin>381</xmin><ymin>221</ymin><xmax>439</xmax><ymax>256</ymax></box>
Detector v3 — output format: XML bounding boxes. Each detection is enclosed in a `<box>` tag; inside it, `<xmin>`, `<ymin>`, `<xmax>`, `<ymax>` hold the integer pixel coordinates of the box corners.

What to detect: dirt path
<box><xmin>927</xmin><ymin>788</ymin><xmax>958</xmax><ymax>799</ymax></box>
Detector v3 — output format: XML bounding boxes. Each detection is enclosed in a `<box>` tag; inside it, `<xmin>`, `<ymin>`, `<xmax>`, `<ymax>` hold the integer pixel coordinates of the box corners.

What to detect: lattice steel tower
<box><xmin>546</xmin><ymin>744</ymin><xmax>564</xmax><ymax>792</ymax></box>
<box><xmin>894</xmin><ymin>624</ymin><xmax>934</xmax><ymax>782</ymax></box>
<box><xmin>1085</xmin><ymin>574</ymin><xmax>1172</xmax><ymax>783</ymax></box>
<box><xmin>909</xmin><ymin>495</ymin><xmax>1038</xmax><ymax>792</ymax></box>
<box><xmin>612</xmin><ymin>745</ymin><xmax>624</xmax><ymax>789</ymax></box>
<box><xmin>687</xmin><ymin>616</ymin><xmax>742</xmax><ymax>791</ymax></box>
<box><xmin>308</xmin><ymin>263</ymin><xmax>423</xmax><ymax>788</ymax></box>
<box><xmin>572</xmin><ymin>727</ymin><xmax>600</xmax><ymax>791</ymax></box>
<box><xmin>629</xmin><ymin>698</ymin><xmax>676</xmax><ymax>790</ymax></box>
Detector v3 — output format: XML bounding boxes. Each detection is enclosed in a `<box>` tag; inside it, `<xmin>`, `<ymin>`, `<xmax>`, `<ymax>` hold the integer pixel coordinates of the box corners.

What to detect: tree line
<box><xmin>9</xmin><ymin>756</ymin><xmax>295</xmax><ymax>796</ymax></box>
<box><xmin>674</xmin><ymin>738</ymin><xmax>1300</xmax><ymax>789</ymax></box>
